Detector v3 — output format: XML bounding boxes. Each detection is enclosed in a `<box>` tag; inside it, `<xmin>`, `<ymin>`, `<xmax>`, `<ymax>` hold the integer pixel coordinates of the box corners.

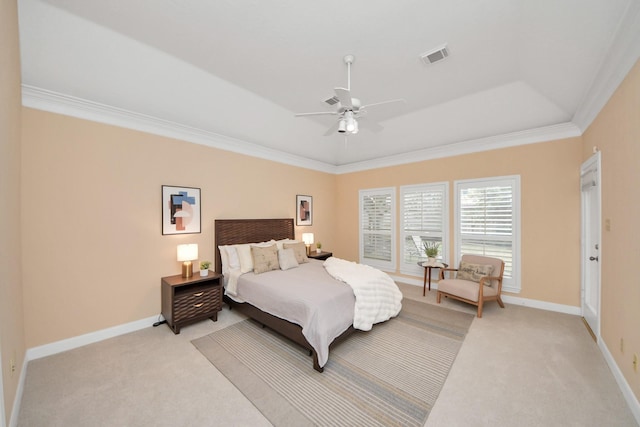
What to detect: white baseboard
<box><xmin>598</xmin><ymin>337</ymin><xmax>640</xmax><ymax>425</ymax></box>
<box><xmin>25</xmin><ymin>315</ymin><xmax>160</xmax><ymax>361</ymax></box>
<box><xmin>499</xmin><ymin>294</ymin><xmax>581</xmax><ymax>316</ymax></box>
<box><xmin>391</xmin><ymin>275</ymin><xmax>582</xmax><ymax>316</ymax></box>
<box><xmin>8</xmin><ymin>355</ymin><xmax>27</xmax><ymax>427</ymax></box>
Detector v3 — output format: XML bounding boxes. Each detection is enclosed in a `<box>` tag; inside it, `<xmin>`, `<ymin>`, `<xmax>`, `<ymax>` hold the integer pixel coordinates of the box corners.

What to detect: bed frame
<box><xmin>215</xmin><ymin>218</ymin><xmax>354</xmax><ymax>372</ymax></box>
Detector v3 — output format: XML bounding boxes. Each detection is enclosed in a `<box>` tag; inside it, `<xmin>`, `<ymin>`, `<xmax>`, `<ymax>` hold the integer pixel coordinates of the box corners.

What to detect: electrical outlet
<box><xmin>9</xmin><ymin>358</ymin><xmax>15</xmax><ymax>377</ymax></box>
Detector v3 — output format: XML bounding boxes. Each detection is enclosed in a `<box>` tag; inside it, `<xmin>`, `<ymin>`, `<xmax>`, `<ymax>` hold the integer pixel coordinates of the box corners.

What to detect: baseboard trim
<box><xmin>25</xmin><ymin>315</ymin><xmax>160</xmax><ymax>361</ymax></box>
<box><xmin>500</xmin><ymin>295</ymin><xmax>581</xmax><ymax>316</ymax></box>
<box><xmin>598</xmin><ymin>338</ymin><xmax>640</xmax><ymax>425</ymax></box>
<box><xmin>390</xmin><ymin>276</ymin><xmax>582</xmax><ymax>316</ymax></box>
<box><xmin>8</xmin><ymin>355</ymin><xmax>27</xmax><ymax>427</ymax></box>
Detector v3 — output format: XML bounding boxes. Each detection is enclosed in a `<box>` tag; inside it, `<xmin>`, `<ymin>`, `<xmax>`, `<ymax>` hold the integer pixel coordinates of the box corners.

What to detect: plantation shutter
<box><xmin>456</xmin><ymin>176</ymin><xmax>520</xmax><ymax>291</ymax></box>
<box><xmin>400</xmin><ymin>183</ymin><xmax>448</xmax><ymax>275</ymax></box>
<box><xmin>359</xmin><ymin>188</ymin><xmax>395</xmax><ymax>270</ymax></box>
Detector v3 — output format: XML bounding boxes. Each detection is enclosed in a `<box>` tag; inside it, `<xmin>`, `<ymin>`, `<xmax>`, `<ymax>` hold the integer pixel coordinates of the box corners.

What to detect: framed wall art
<box><xmin>162</xmin><ymin>185</ymin><xmax>201</xmax><ymax>235</ymax></box>
<box><xmin>296</xmin><ymin>194</ymin><xmax>312</xmax><ymax>226</ymax></box>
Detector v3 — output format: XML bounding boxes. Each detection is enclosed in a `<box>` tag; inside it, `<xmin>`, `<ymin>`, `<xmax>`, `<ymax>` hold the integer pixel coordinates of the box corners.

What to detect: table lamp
<box><xmin>302</xmin><ymin>233</ymin><xmax>314</xmax><ymax>256</ymax></box>
<box><xmin>177</xmin><ymin>243</ymin><xmax>198</xmax><ymax>278</ymax></box>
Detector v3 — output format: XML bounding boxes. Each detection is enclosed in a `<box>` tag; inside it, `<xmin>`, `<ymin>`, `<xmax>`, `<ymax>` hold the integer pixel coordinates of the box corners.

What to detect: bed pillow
<box><xmin>456</xmin><ymin>262</ymin><xmax>494</xmax><ymax>284</ymax></box>
<box><xmin>275</xmin><ymin>238</ymin><xmax>300</xmax><ymax>251</ymax></box>
<box><xmin>251</xmin><ymin>244</ymin><xmax>279</xmax><ymax>274</ymax></box>
<box><xmin>234</xmin><ymin>244</ymin><xmax>254</xmax><ymax>273</ymax></box>
<box><xmin>218</xmin><ymin>245</ymin><xmax>230</xmax><ymax>275</ymax></box>
<box><xmin>225</xmin><ymin>246</ymin><xmax>240</xmax><ymax>270</ymax></box>
<box><xmin>235</xmin><ymin>241</ymin><xmax>275</xmax><ymax>273</ymax></box>
<box><xmin>283</xmin><ymin>241</ymin><xmax>309</xmax><ymax>264</ymax></box>
<box><xmin>278</xmin><ymin>248</ymin><xmax>299</xmax><ymax>270</ymax></box>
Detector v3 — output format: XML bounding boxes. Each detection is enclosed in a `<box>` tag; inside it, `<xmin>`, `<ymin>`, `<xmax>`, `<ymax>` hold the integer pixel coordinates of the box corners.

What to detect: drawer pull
<box><xmin>193</xmin><ymin>292</ymin><xmax>204</xmax><ymax>297</ymax></box>
<box><xmin>193</xmin><ymin>303</ymin><xmax>204</xmax><ymax>308</ymax></box>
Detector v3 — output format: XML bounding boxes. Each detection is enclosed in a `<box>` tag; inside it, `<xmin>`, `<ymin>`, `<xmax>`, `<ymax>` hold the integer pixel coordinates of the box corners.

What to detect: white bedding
<box><xmin>229</xmin><ymin>260</ymin><xmax>355</xmax><ymax>368</ymax></box>
<box><xmin>323</xmin><ymin>257</ymin><xmax>403</xmax><ymax>330</ymax></box>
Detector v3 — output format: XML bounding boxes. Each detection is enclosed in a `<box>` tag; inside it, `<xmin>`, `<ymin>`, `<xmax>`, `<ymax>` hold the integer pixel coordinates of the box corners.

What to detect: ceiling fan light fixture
<box><xmin>345</xmin><ymin>111</ymin><xmax>356</xmax><ymax>132</ymax></box>
<box><xmin>337</xmin><ymin>119</ymin><xmax>347</xmax><ymax>133</ymax></box>
<box><xmin>346</xmin><ymin>119</ymin><xmax>356</xmax><ymax>133</ymax></box>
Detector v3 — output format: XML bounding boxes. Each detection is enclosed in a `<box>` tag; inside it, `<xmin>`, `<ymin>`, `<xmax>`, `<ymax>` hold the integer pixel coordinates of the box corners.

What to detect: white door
<box><xmin>581</xmin><ymin>153</ymin><xmax>601</xmax><ymax>338</ymax></box>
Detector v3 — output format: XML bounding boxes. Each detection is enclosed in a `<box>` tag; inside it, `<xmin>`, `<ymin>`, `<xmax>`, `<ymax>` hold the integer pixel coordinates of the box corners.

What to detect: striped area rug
<box><xmin>193</xmin><ymin>298</ymin><xmax>474</xmax><ymax>427</ymax></box>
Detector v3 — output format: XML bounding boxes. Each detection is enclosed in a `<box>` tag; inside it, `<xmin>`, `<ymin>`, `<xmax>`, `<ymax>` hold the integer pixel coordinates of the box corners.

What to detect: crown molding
<box><xmin>334</xmin><ymin>122</ymin><xmax>582</xmax><ymax>174</ymax></box>
<box><xmin>21</xmin><ymin>85</ymin><xmax>338</xmax><ymax>174</ymax></box>
<box><xmin>572</xmin><ymin>1</ymin><xmax>640</xmax><ymax>133</ymax></box>
<box><xmin>23</xmin><ymin>85</ymin><xmax>583</xmax><ymax>175</ymax></box>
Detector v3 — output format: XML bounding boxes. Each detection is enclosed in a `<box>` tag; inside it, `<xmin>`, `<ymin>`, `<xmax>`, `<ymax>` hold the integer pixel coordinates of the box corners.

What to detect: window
<box><xmin>454</xmin><ymin>176</ymin><xmax>520</xmax><ymax>292</ymax></box>
<box><xmin>400</xmin><ymin>182</ymin><xmax>449</xmax><ymax>276</ymax></box>
<box><xmin>359</xmin><ymin>187</ymin><xmax>396</xmax><ymax>271</ymax></box>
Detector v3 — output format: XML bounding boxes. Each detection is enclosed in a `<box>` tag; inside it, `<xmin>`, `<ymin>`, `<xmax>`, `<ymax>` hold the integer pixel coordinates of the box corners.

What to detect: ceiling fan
<box><xmin>295</xmin><ymin>54</ymin><xmax>405</xmax><ymax>136</ymax></box>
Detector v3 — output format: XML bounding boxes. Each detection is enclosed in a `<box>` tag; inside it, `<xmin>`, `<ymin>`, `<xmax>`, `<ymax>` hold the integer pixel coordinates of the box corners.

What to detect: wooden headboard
<box><xmin>214</xmin><ymin>218</ymin><xmax>295</xmax><ymax>273</ymax></box>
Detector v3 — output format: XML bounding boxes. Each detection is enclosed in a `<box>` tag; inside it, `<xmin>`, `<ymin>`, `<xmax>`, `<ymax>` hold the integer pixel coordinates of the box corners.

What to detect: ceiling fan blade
<box><xmin>334</xmin><ymin>87</ymin><xmax>353</xmax><ymax>109</ymax></box>
<box><xmin>361</xmin><ymin>98</ymin><xmax>406</xmax><ymax>110</ymax></box>
<box><xmin>295</xmin><ymin>111</ymin><xmax>338</xmax><ymax>117</ymax></box>
<box><xmin>357</xmin><ymin>117</ymin><xmax>384</xmax><ymax>133</ymax></box>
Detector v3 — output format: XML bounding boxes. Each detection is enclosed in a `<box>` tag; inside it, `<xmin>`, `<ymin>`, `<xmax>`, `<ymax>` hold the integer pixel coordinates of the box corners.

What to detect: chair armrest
<box><xmin>479</xmin><ymin>276</ymin><xmax>503</xmax><ymax>293</ymax></box>
<box><xmin>439</xmin><ymin>268</ymin><xmax>458</xmax><ymax>279</ymax></box>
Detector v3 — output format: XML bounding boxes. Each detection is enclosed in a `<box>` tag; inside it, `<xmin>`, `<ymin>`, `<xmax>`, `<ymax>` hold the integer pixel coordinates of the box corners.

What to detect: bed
<box><xmin>214</xmin><ymin>218</ymin><xmax>357</xmax><ymax>372</ymax></box>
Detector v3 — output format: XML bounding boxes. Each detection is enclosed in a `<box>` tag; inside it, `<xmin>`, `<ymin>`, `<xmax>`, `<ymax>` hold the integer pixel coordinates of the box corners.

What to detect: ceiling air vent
<box><xmin>420</xmin><ymin>44</ymin><xmax>449</xmax><ymax>65</ymax></box>
<box><xmin>324</xmin><ymin>95</ymin><xmax>340</xmax><ymax>106</ymax></box>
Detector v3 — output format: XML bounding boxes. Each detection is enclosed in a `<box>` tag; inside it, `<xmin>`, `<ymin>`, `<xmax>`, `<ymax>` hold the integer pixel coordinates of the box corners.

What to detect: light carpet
<box><xmin>192</xmin><ymin>298</ymin><xmax>474</xmax><ymax>427</ymax></box>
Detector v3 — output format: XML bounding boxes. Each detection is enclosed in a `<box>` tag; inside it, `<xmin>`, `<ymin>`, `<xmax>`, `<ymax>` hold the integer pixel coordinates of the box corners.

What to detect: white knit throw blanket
<box><xmin>323</xmin><ymin>257</ymin><xmax>402</xmax><ymax>331</ymax></box>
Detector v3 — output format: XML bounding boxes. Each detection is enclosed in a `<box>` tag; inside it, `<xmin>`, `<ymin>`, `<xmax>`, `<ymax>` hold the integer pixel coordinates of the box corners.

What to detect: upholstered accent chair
<box><xmin>437</xmin><ymin>254</ymin><xmax>505</xmax><ymax>317</ymax></box>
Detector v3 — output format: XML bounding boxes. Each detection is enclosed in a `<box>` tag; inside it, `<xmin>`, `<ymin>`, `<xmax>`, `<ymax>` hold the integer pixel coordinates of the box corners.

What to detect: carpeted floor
<box><xmin>15</xmin><ymin>282</ymin><xmax>639</xmax><ymax>426</ymax></box>
<box><xmin>192</xmin><ymin>298</ymin><xmax>474</xmax><ymax>427</ymax></box>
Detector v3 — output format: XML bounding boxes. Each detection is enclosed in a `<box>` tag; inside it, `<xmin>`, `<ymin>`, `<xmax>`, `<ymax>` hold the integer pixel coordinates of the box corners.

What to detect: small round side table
<box><xmin>417</xmin><ymin>261</ymin><xmax>448</xmax><ymax>296</ymax></box>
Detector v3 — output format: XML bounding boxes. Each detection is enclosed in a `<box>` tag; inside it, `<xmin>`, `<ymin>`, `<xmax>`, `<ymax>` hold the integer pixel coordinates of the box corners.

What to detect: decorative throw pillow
<box><xmin>278</xmin><ymin>248</ymin><xmax>299</xmax><ymax>270</ymax></box>
<box><xmin>456</xmin><ymin>262</ymin><xmax>494</xmax><ymax>284</ymax></box>
<box><xmin>251</xmin><ymin>244</ymin><xmax>279</xmax><ymax>274</ymax></box>
<box><xmin>283</xmin><ymin>241</ymin><xmax>309</xmax><ymax>264</ymax></box>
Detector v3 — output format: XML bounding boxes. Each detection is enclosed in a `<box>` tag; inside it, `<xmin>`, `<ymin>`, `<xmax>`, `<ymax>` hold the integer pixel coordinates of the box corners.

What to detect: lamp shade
<box><xmin>177</xmin><ymin>244</ymin><xmax>198</xmax><ymax>261</ymax></box>
<box><xmin>302</xmin><ymin>233</ymin><xmax>314</xmax><ymax>245</ymax></box>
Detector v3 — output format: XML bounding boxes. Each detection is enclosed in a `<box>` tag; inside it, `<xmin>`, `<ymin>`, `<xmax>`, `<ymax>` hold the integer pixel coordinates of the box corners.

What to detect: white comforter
<box><xmin>323</xmin><ymin>257</ymin><xmax>402</xmax><ymax>331</ymax></box>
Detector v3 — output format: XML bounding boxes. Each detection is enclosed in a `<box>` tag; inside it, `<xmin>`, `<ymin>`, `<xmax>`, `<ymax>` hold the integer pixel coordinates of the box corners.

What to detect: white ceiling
<box><xmin>17</xmin><ymin>0</ymin><xmax>640</xmax><ymax>172</ymax></box>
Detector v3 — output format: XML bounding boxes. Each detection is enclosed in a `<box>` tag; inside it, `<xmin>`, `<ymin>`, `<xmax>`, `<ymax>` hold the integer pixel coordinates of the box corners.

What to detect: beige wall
<box><xmin>0</xmin><ymin>0</ymin><xmax>25</xmax><ymax>424</ymax></box>
<box><xmin>20</xmin><ymin>108</ymin><xmax>336</xmax><ymax>348</ymax></box>
<box><xmin>335</xmin><ymin>138</ymin><xmax>583</xmax><ymax>305</ymax></box>
<box><xmin>19</xmin><ymin>106</ymin><xmax>585</xmax><ymax>348</ymax></box>
<box><xmin>582</xmin><ymin>59</ymin><xmax>640</xmax><ymax>402</ymax></box>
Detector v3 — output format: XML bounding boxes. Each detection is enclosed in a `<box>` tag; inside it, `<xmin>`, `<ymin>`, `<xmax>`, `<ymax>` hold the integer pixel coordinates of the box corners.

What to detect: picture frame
<box><xmin>296</xmin><ymin>195</ymin><xmax>312</xmax><ymax>226</ymax></box>
<box><xmin>162</xmin><ymin>185</ymin><xmax>201</xmax><ymax>235</ymax></box>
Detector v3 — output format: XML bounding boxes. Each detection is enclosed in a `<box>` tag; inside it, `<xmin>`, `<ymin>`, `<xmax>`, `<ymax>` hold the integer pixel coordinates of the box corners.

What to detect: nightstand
<box><xmin>308</xmin><ymin>251</ymin><xmax>333</xmax><ymax>261</ymax></box>
<box><xmin>161</xmin><ymin>271</ymin><xmax>223</xmax><ymax>334</ymax></box>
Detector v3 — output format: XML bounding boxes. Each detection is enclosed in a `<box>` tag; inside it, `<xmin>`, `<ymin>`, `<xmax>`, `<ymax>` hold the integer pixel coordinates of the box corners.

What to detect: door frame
<box><xmin>580</xmin><ymin>151</ymin><xmax>602</xmax><ymax>339</ymax></box>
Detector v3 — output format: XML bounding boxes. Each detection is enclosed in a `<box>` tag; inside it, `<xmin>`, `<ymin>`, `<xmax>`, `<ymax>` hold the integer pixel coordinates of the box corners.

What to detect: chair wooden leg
<box><xmin>436</xmin><ymin>291</ymin><xmax>442</xmax><ymax>304</ymax></box>
<box><xmin>497</xmin><ymin>296</ymin><xmax>505</xmax><ymax>308</ymax></box>
<box><xmin>477</xmin><ymin>299</ymin><xmax>483</xmax><ymax>318</ymax></box>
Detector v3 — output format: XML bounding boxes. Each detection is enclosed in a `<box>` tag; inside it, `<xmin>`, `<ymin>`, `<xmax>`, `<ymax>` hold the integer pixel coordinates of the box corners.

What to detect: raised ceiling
<box><xmin>18</xmin><ymin>0</ymin><xmax>640</xmax><ymax>172</ymax></box>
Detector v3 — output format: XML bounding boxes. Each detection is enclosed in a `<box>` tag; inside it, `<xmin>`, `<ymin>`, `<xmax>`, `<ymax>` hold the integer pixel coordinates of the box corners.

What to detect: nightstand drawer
<box><xmin>174</xmin><ymin>285</ymin><xmax>221</xmax><ymax>322</ymax></box>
